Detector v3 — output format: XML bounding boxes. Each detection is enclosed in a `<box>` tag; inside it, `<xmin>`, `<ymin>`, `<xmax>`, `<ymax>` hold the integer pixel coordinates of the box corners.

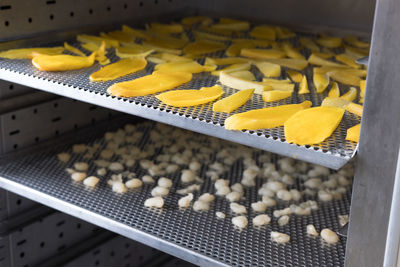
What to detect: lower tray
<box><xmin>0</xmin><ymin>118</ymin><xmax>349</xmax><ymax>267</ymax></box>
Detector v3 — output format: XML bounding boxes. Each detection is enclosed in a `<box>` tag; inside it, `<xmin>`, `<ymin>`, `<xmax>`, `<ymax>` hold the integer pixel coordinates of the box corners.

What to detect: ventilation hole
<box><xmin>9</xmin><ymin>84</ymin><xmax>13</xmax><ymax>90</ymax></box>
<box><xmin>20</xmin><ymin>252</ymin><xmax>25</xmax><ymax>258</ymax></box>
<box><xmin>154</xmin><ymin>0</ymin><xmax>158</xmax><ymax>4</ymax></box>
<box><xmin>89</xmin><ymin>9</ymin><xmax>93</xmax><ymax>14</ymax></box>
<box><xmin>95</xmin><ymin>260</ymin><xmax>100</xmax><ymax>266</ymax></box>
<box><xmin>53</xmin><ymin>102</ymin><xmax>58</xmax><ymax>108</ymax></box>
<box><xmin>58</xmin><ymin>232</ymin><xmax>63</xmax><ymax>238</ymax></box>
<box><xmin>49</xmin><ymin>14</ymin><xmax>54</xmax><ymax>20</ymax></box>
<box><xmin>139</xmin><ymin>2</ymin><xmax>143</xmax><ymax>6</ymax></box>
<box><xmin>9</xmin><ymin>130</ymin><xmax>20</xmax><ymax>136</ymax></box>
<box><xmin>124</xmin><ymin>243</ymin><xmax>130</xmax><ymax>248</ymax></box>
<box><xmin>123</xmin><ymin>3</ymin><xmax>128</xmax><ymax>9</ymax></box>
<box><xmin>52</xmin><ymin>116</ymin><xmax>61</xmax><ymax>122</ymax></box>
<box><xmin>13</xmin><ymin>144</ymin><xmax>18</xmax><ymax>149</ymax></box>
<box><xmin>139</xmin><ymin>255</ymin><xmax>144</xmax><ymax>261</ymax></box>
<box><xmin>28</xmin><ymin>17</ymin><xmax>32</xmax><ymax>23</ymax></box>
<box><xmin>4</xmin><ymin>21</ymin><xmax>9</xmax><ymax>26</ymax></box>
<box><xmin>70</xmin><ymin>12</ymin><xmax>74</xmax><ymax>17</ymax></box>
<box><xmin>56</xmin><ymin>220</ymin><xmax>65</xmax><ymax>227</ymax></box>
<box><xmin>23</xmin><ymin>265</ymin><xmax>28</xmax><ymax>267</ymax></box>
<box><xmin>74</xmin><ymin>124</ymin><xmax>78</xmax><ymax>129</ymax></box>
<box><xmin>0</xmin><ymin>5</ymin><xmax>12</xmax><ymax>10</ymax></box>
<box><xmin>124</xmin><ymin>254</ymin><xmax>131</xmax><ymax>259</ymax></box>
<box><xmin>58</xmin><ymin>245</ymin><xmax>66</xmax><ymax>251</ymax></box>
<box><xmin>40</xmin><ymin>242</ymin><xmax>45</xmax><ymax>248</ymax></box>
<box><xmin>106</xmin><ymin>6</ymin><xmax>111</xmax><ymax>11</ymax></box>
<box><xmin>46</xmin><ymin>0</ymin><xmax>56</xmax><ymax>4</ymax></box>
<box><xmin>33</xmin><ymin>108</ymin><xmax>37</xmax><ymax>114</ymax></box>
<box><xmin>76</xmin><ymin>223</ymin><xmax>81</xmax><ymax>229</ymax></box>
<box><xmin>11</xmin><ymin>114</ymin><xmax>16</xmax><ymax>120</ymax></box>
<box><xmin>125</xmin><ymin>264</ymin><xmax>130</xmax><ymax>267</ymax></box>
<box><xmin>89</xmin><ymin>106</ymin><xmax>97</xmax><ymax>110</ymax></box>
<box><xmin>35</xmin><ymin>137</ymin><xmax>39</xmax><ymax>142</ymax></box>
<box><xmin>93</xmin><ymin>249</ymin><xmax>100</xmax><ymax>255</ymax></box>
<box><xmin>17</xmin><ymin>239</ymin><xmax>26</xmax><ymax>246</ymax></box>
<box><xmin>110</xmin><ymin>251</ymin><xmax>115</xmax><ymax>257</ymax></box>
<box><xmin>91</xmin><ymin>118</ymin><xmax>96</xmax><ymax>124</ymax></box>
<box><xmin>55</xmin><ymin>130</ymin><xmax>59</xmax><ymax>136</ymax></box>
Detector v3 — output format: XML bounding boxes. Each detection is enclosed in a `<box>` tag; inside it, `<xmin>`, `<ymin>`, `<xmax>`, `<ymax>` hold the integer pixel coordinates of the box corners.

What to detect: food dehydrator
<box><xmin>0</xmin><ymin>0</ymin><xmax>398</xmax><ymax>266</ymax></box>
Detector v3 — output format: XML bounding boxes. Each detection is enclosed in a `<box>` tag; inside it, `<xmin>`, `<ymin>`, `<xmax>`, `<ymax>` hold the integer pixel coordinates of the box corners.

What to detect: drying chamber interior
<box><xmin>0</xmin><ymin>0</ymin><xmax>376</xmax><ymax>266</ymax></box>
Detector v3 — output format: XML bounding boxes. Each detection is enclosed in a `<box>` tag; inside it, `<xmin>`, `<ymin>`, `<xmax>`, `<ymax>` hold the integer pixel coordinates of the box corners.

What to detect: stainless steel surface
<box><xmin>356</xmin><ymin>56</ymin><xmax>369</xmax><ymax>66</ymax></box>
<box><xmin>345</xmin><ymin>0</ymin><xmax>400</xmax><ymax>266</ymax></box>
<box><xmin>0</xmin><ymin>120</ymin><xmax>350</xmax><ymax>267</ymax></box>
<box><xmin>0</xmin><ymin>29</ymin><xmax>360</xmax><ymax>169</ymax></box>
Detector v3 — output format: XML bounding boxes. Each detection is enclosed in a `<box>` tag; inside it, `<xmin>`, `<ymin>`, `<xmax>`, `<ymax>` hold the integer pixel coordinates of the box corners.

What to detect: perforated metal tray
<box><xmin>0</xmin><ymin>26</ymin><xmax>360</xmax><ymax>170</ymax></box>
<box><xmin>0</xmin><ymin>119</ymin><xmax>349</xmax><ymax>267</ymax></box>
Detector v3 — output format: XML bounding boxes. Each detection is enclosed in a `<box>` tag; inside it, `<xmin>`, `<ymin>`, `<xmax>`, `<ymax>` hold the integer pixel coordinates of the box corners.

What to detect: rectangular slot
<box><xmin>51</xmin><ymin>117</ymin><xmax>61</xmax><ymax>122</ymax></box>
<box><xmin>46</xmin><ymin>0</ymin><xmax>56</xmax><ymax>4</ymax></box>
<box><xmin>0</xmin><ymin>5</ymin><xmax>11</xmax><ymax>10</ymax></box>
<box><xmin>9</xmin><ymin>130</ymin><xmax>20</xmax><ymax>136</ymax></box>
<box><xmin>56</xmin><ymin>220</ymin><xmax>65</xmax><ymax>227</ymax></box>
<box><xmin>16</xmin><ymin>239</ymin><xmax>26</xmax><ymax>246</ymax></box>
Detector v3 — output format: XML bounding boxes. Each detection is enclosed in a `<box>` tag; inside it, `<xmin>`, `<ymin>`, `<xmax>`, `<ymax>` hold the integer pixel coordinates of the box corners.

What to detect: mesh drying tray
<box><xmin>0</xmin><ymin>24</ymin><xmax>360</xmax><ymax>170</ymax></box>
<box><xmin>0</xmin><ymin>118</ymin><xmax>349</xmax><ymax>267</ymax></box>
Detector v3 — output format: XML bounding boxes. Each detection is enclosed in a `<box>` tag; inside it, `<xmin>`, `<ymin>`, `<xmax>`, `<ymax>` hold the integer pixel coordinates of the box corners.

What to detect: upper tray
<box><xmin>0</xmin><ymin>28</ymin><xmax>360</xmax><ymax>170</ymax></box>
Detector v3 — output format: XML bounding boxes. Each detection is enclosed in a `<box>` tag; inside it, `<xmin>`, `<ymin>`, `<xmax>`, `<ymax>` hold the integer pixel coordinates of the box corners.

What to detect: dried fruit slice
<box><xmin>121</xmin><ymin>25</ymin><xmax>149</xmax><ymax>39</ymax></box>
<box><xmin>346</xmin><ymin>124</ymin><xmax>361</xmax><ymax>142</ymax></box>
<box><xmin>32</xmin><ymin>53</ymin><xmax>96</xmax><ymax>71</ymax></box>
<box><xmin>308</xmin><ymin>54</ymin><xmax>347</xmax><ymax>68</ymax></box>
<box><xmin>344</xmin><ymin>45</ymin><xmax>369</xmax><ymax>58</ymax></box>
<box><xmin>152</xmin><ymin>53</ymin><xmax>192</xmax><ymax>62</ymax></box>
<box><xmin>213</xmin><ymin>89</ymin><xmax>254</xmax><ymax>112</ymax></box>
<box><xmin>225</xmin><ymin>101</ymin><xmax>311</xmax><ymax>130</ymax></box>
<box><xmin>0</xmin><ymin>47</ymin><xmax>64</xmax><ymax>59</ymax></box>
<box><xmin>262</xmin><ymin>90</ymin><xmax>292</xmax><ymax>102</ymax></box>
<box><xmin>148</xmin><ymin>23</ymin><xmax>184</xmax><ymax>34</ymax></box>
<box><xmin>344</xmin><ymin>36</ymin><xmax>370</xmax><ymax>49</ymax></box>
<box><xmin>298</xmin><ymin>75</ymin><xmax>309</xmax><ymax>94</ymax></box>
<box><xmin>241</xmin><ymin>48</ymin><xmax>286</xmax><ymax>59</ymax></box>
<box><xmin>328</xmin><ymin>82</ymin><xmax>340</xmax><ymax>98</ymax></box>
<box><xmin>90</xmin><ymin>58</ymin><xmax>147</xmax><ymax>82</ymax></box>
<box><xmin>107</xmin><ymin>71</ymin><xmax>192</xmax><ymax>97</ymax></box>
<box><xmin>211</xmin><ymin>63</ymin><xmax>251</xmax><ymax>76</ymax></box>
<box><xmin>313</xmin><ymin>72</ymin><xmax>329</xmax><ymax>93</ymax></box>
<box><xmin>226</xmin><ymin>43</ymin><xmax>255</xmax><ymax>57</ymax></box>
<box><xmin>230</xmin><ymin>70</ymin><xmax>255</xmax><ymax>81</ymax></box>
<box><xmin>64</xmin><ymin>43</ymin><xmax>86</xmax><ymax>56</ymax></box>
<box><xmin>328</xmin><ymin>71</ymin><xmax>361</xmax><ymax>87</ymax></box>
<box><xmin>77</xmin><ymin>34</ymin><xmax>119</xmax><ymax>48</ymax></box>
<box><xmin>261</xmin><ymin>80</ymin><xmax>295</xmax><ymax>92</ymax></box>
<box><xmin>250</xmin><ymin>25</ymin><xmax>276</xmax><ymax>41</ymax></box>
<box><xmin>316</xmin><ymin>36</ymin><xmax>342</xmax><ymax>48</ymax></box>
<box><xmin>181</xmin><ymin>16</ymin><xmax>213</xmax><ymax>27</ymax></box>
<box><xmin>299</xmin><ymin>37</ymin><xmax>320</xmax><ymax>52</ymax></box>
<box><xmin>275</xmin><ymin>26</ymin><xmax>296</xmax><ymax>39</ymax></box>
<box><xmin>314</xmin><ymin>66</ymin><xmax>366</xmax><ymax>77</ymax></box>
<box><xmin>103</xmin><ymin>31</ymin><xmax>134</xmax><ymax>43</ymax></box>
<box><xmin>183</xmin><ymin>40</ymin><xmax>226</xmax><ymax>56</ymax></box>
<box><xmin>360</xmin><ymin>80</ymin><xmax>366</xmax><ymax>101</ymax></box>
<box><xmin>286</xmin><ymin>70</ymin><xmax>302</xmax><ymax>83</ymax></box>
<box><xmin>219</xmin><ymin>71</ymin><xmax>272</xmax><ymax>94</ymax></box>
<box><xmin>345</xmin><ymin>102</ymin><xmax>363</xmax><ymax>116</ymax></box>
<box><xmin>259</xmin><ymin>58</ymin><xmax>308</xmax><ymax>71</ymax></box>
<box><xmin>321</xmin><ymin>97</ymin><xmax>350</xmax><ymax>108</ymax></box>
<box><xmin>156</xmin><ymin>85</ymin><xmax>223</xmax><ymax>107</ymax></box>
<box><xmin>335</xmin><ymin>53</ymin><xmax>361</xmax><ymax>69</ymax></box>
<box><xmin>284</xmin><ymin>106</ymin><xmax>345</xmax><ymax>145</ymax></box>
<box><xmin>155</xmin><ymin>60</ymin><xmax>211</xmax><ymax>74</ymax></box>
<box><xmin>205</xmin><ymin>57</ymin><xmax>249</xmax><ymax>65</ymax></box>
<box><xmin>341</xmin><ymin>87</ymin><xmax>357</xmax><ymax>101</ymax></box>
<box><xmin>211</xmin><ymin>21</ymin><xmax>250</xmax><ymax>32</ymax></box>
<box><xmin>255</xmin><ymin>62</ymin><xmax>281</xmax><ymax>78</ymax></box>
<box><xmin>193</xmin><ymin>30</ymin><xmax>231</xmax><ymax>42</ymax></box>
<box><xmin>281</xmin><ymin>43</ymin><xmax>305</xmax><ymax>60</ymax></box>
<box><xmin>116</xmin><ymin>44</ymin><xmax>154</xmax><ymax>58</ymax></box>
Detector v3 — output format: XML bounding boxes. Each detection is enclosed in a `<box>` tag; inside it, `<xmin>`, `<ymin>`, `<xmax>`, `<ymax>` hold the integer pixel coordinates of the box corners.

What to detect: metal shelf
<box><xmin>0</xmin><ymin>27</ymin><xmax>360</xmax><ymax>170</ymax></box>
<box><xmin>0</xmin><ymin>119</ymin><xmax>349</xmax><ymax>267</ymax></box>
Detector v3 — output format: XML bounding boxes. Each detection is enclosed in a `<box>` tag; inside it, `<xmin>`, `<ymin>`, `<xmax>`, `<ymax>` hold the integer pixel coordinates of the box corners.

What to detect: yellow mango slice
<box><xmin>314</xmin><ymin>67</ymin><xmax>366</xmax><ymax>77</ymax></box>
<box><xmin>149</xmin><ymin>23</ymin><xmax>184</xmax><ymax>34</ymax></box>
<box><xmin>156</xmin><ymin>85</ymin><xmax>223</xmax><ymax>107</ymax></box>
<box><xmin>205</xmin><ymin>57</ymin><xmax>249</xmax><ymax>65</ymax></box>
<box><xmin>261</xmin><ymin>80</ymin><xmax>295</xmax><ymax>92</ymax></box>
<box><xmin>286</xmin><ymin>70</ymin><xmax>302</xmax><ymax>83</ymax></box>
<box><xmin>220</xmin><ymin>18</ymin><xmax>248</xmax><ymax>24</ymax></box>
<box><xmin>211</xmin><ymin>63</ymin><xmax>251</xmax><ymax>76</ymax></box>
<box><xmin>104</xmin><ymin>31</ymin><xmax>134</xmax><ymax>43</ymax></box>
<box><xmin>32</xmin><ymin>53</ymin><xmax>96</xmax><ymax>71</ymax></box>
<box><xmin>341</xmin><ymin>87</ymin><xmax>357</xmax><ymax>102</ymax></box>
<box><xmin>64</xmin><ymin>43</ymin><xmax>85</xmax><ymax>56</ymax></box>
<box><xmin>183</xmin><ymin>40</ymin><xmax>226</xmax><ymax>56</ymax></box>
<box><xmin>93</xmin><ymin>42</ymin><xmax>110</xmax><ymax>65</ymax></box>
<box><xmin>241</xmin><ymin>48</ymin><xmax>286</xmax><ymax>60</ymax></box>
<box><xmin>230</xmin><ymin>70</ymin><xmax>256</xmax><ymax>81</ymax></box>
<box><xmin>299</xmin><ymin>37</ymin><xmax>320</xmax><ymax>52</ymax></box>
<box><xmin>89</xmin><ymin>58</ymin><xmax>147</xmax><ymax>82</ymax></box>
<box><xmin>144</xmin><ymin>36</ymin><xmax>187</xmax><ymax>50</ymax></box>
<box><xmin>81</xmin><ymin>42</ymin><xmax>101</xmax><ymax>52</ymax></box>
<box><xmin>193</xmin><ymin>30</ymin><xmax>231</xmax><ymax>42</ymax></box>
<box><xmin>250</xmin><ymin>25</ymin><xmax>276</xmax><ymax>41</ymax></box>
<box><xmin>225</xmin><ymin>101</ymin><xmax>312</xmax><ymax>130</ymax></box>
<box><xmin>346</xmin><ymin>124</ymin><xmax>361</xmax><ymax>142</ymax></box>
<box><xmin>313</xmin><ymin>72</ymin><xmax>329</xmax><ymax>93</ymax></box>
<box><xmin>360</xmin><ymin>80</ymin><xmax>366</xmax><ymax>98</ymax></box>
<box><xmin>345</xmin><ymin>102</ymin><xmax>363</xmax><ymax>117</ymax></box>
<box><xmin>155</xmin><ymin>60</ymin><xmax>209</xmax><ymax>74</ymax></box>
<box><xmin>226</xmin><ymin>43</ymin><xmax>255</xmax><ymax>57</ymax></box>
<box><xmin>328</xmin><ymin>82</ymin><xmax>340</xmax><ymax>98</ymax></box>
<box><xmin>197</xmin><ymin>25</ymin><xmax>234</xmax><ymax>36</ymax></box>
<box><xmin>327</xmin><ymin>71</ymin><xmax>361</xmax><ymax>87</ymax></box>
<box><xmin>262</xmin><ymin>78</ymin><xmax>291</xmax><ymax>83</ymax></box>
<box><xmin>321</xmin><ymin>97</ymin><xmax>350</xmax><ymax>108</ymax></box>
<box><xmin>0</xmin><ymin>47</ymin><xmax>64</xmax><ymax>59</ymax></box>
<box><xmin>213</xmin><ymin>89</ymin><xmax>254</xmax><ymax>112</ymax></box>
<box><xmin>344</xmin><ymin>45</ymin><xmax>369</xmax><ymax>58</ymax></box>
<box><xmin>181</xmin><ymin>16</ymin><xmax>213</xmax><ymax>27</ymax></box>
<box><xmin>316</xmin><ymin>36</ymin><xmax>342</xmax><ymax>48</ymax></box>
<box><xmin>107</xmin><ymin>71</ymin><xmax>192</xmax><ymax>97</ymax></box>
<box><xmin>77</xmin><ymin>34</ymin><xmax>119</xmax><ymax>48</ymax></box>
<box><xmin>219</xmin><ymin>71</ymin><xmax>272</xmax><ymax>95</ymax></box>
<box><xmin>335</xmin><ymin>53</ymin><xmax>361</xmax><ymax>69</ymax></box>
<box><xmin>259</xmin><ymin>58</ymin><xmax>308</xmax><ymax>71</ymax></box>
<box><xmin>275</xmin><ymin>26</ymin><xmax>296</xmax><ymax>39</ymax></box>
<box><xmin>344</xmin><ymin>36</ymin><xmax>370</xmax><ymax>49</ymax></box>
<box><xmin>151</xmin><ymin>52</ymin><xmax>192</xmax><ymax>62</ymax></box>
<box><xmin>308</xmin><ymin>54</ymin><xmax>347</xmax><ymax>68</ymax></box>
<box><xmin>262</xmin><ymin>90</ymin><xmax>292</xmax><ymax>102</ymax></box>
<box><xmin>121</xmin><ymin>25</ymin><xmax>149</xmax><ymax>39</ymax></box>
<box><xmin>142</xmin><ymin>42</ymin><xmax>181</xmax><ymax>55</ymax></box>
<box><xmin>281</xmin><ymin>43</ymin><xmax>305</xmax><ymax>60</ymax></box>
<box><xmin>298</xmin><ymin>75</ymin><xmax>309</xmax><ymax>94</ymax></box>
<box><xmin>147</xmin><ymin>57</ymin><xmax>166</xmax><ymax>64</ymax></box>
<box><xmin>211</xmin><ymin>22</ymin><xmax>250</xmax><ymax>32</ymax></box>
<box><xmin>255</xmin><ymin>62</ymin><xmax>281</xmax><ymax>78</ymax></box>
<box><xmin>284</xmin><ymin>106</ymin><xmax>344</xmax><ymax>145</ymax></box>
<box><xmin>314</xmin><ymin>52</ymin><xmax>334</xmax><ymax>59</ymax></box>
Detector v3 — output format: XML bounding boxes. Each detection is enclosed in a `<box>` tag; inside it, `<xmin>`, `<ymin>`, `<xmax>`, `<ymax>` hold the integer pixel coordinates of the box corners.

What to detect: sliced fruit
<box><xmin>211</xmin><ymin>63</ymin><xmax>251</xmax><ymax>76</ymax></box>
<box><xmin>77</xmin><ymin>34</ymin><xmax>119</xmax><ymax>48</ymax></box>
<box><xmin>64</xmin><ymin>43</ymin><xmax>85</xmax><ymax>56</ymax></box>
<box><xmin>275</xmin><ymin>26</ymin><xmax>296</xmax><ymax>39</ymax></box>
<box><xmin>360</xmin><ymin>80</ymin><xmax>366</xmax><ymax>98</ymax></box>
<box><xmin>107</xmin><ymin>71</ymin><xmax>192</xmax><ymax>97</ymax></box>
<box><xmin>250</xmin><ymin>25</ymin><xmax>276</xmax><ymax>41</ymax></box>
<box><xmin>156</xmin><ymin>85</ymin><xmax>223</xmax><ymax>107</ymax></box>
<box><xmin>313</xmin><ymin>72</ymin><xmax>329</xmax><ymax>93</ymax></box>
<box><xmin>335</xmin><ymin>53</ymin><xmax>361</xmax><ymax>69</ymax></box>
<box><xmin>219</xmin><ymin>71</ymin><xmax>272</xmax><ymax>95</ymax></box>
<box><xmin>340</xmin><ymin>87</ymin><xmax>358</xmax><ymax>101</ymax></box>
<box><xmin>193</xmin><ymin>30</ymin><xmax>231</xmax><ymax>42</ymax></box>
<box><xmin>181</xmin><ymin>16</ymin><xmax>213</xmax><ymax>27</ymax></box>
<box><xmin>152</xmin><ymin>52</ymin><xmax>192</xmax><ymax>62</ymax></box>
<box><xmin>298</xmin><ymin>75</ymin><xmax>309</xmax><ymax>94</ymax></box>
<box><xmin>183</xmin><ymin>40</ymin><xmax>226</xmax><ymax>56</ymax></box>
<box><xmin>344</xmin><ymin>45</ymin><xmax>369</xmax><ymax>58</ymax></box>
<box><xmin>284</xmin><ymin>106</ymin><xmax>345</xmax><ymax>145</ymax></box>
<box><xmin>240</xmin><ymin>48</ymin><xmax>286</xmax><ymax>60</ymax></box>
<box><xmin>225</xmin><ymin>101</ymin><xmax>312</xmax><ymax>130</ymax></box>
<box><xmin>142</xmin><ymin>41</ymin><xmax>181</xmax><ymax>55</ymax></box>
<box><xmin>316</xmin><ymin>36</ymin><xmax>342</xmax><ymax>48</ymax></box>
<box><xmin>314</xmin><ymin>67</ymin><xmax>366</xmax><ymax>77</ymax></box>
<box><xmin>286</xmin><ymin>70</ymin><xmax>303</xmax><ymax>83</ymax></box>
<box><xmin>93</xmin><ymin>42</ymin><xmax>110</xmax><ymax>65</ymax></box>
<box><xmin>155</xmin><ymin>60</ymin><xmax>210</xmax><ymax>74</ymax></box>
<box><xmin>281</xmin><ymin>43</ymin><xmax>305</xmax><ymax>59</ymax></box>
<box><xmin>346</xmin><ymin>124</ymin><xmax>361</xmax><ymax>142</ymax></box>
<box><xmin>145</xmin><ymin>35</ymin><xmax>187</xmax><ymax>50</ymax></box>
<box><xmin>89</xmin><ymin>58</ymin><xmax>147</xmax><ymax>82</ymax></box>
<box><xmin>308</xmin><ymin>54</ymin><xmax>347</xmax><ymax>68</ymax></box>
<box><xmin>121</xmin><ymin>25</ymin><xmax>149</xmax><ymax>39</ymax></box>
<box><xmin>197</xmin><ymin>25</ymin><xmax>234</xmax><ymax>36</ymax></box>
<box><xmin>104</xmin><ymin>31</ymin><xmax>134</xmax><ymax>43</ymax></box>
<box><xmin>344</xmin><ymin>36</ymin><xmax>370</xmax><ymax>48</ymax></box>
<box><xmin>213</xmin><ymin>89</ymin><xmax>254</xmax><ymax>112</ymax></box>
<box><xmin>258</xmin><ymin>58</ymin><xmax>308</xmax><ymax>71</ymax></box>
<box><xmin>32</xmin><ymin>53</ymin><xmax>96</xmax><ymax>71</ymax></box>
<box><xmin>211</xmin><ymin>21</ymin><xmax>250</xmax><ymax>32</ymax></box>
<box><xmin>0</xmin><ymin>47</ymin><xmax>64</xmax><ymax>59</ymax></box>
<box><xmin>261</xmin><ymin>80</ymin><xmax>295</xmax><ymax>92</ymax></box>
<box><xmin>299</xmin><ymin>37</ymin><xmax>320</xmax><ymax>52</ymax></box>
<box><xmin>116</xmin><ymin>44</ymin><xmax>154</xmax><ymax>59</ymax></box>
<box><xmin>345</xmin><ymin>102</ymin><xmax>363</xmax><ymax>117</ymax></box>
<box><xmin>321</xmin><ymin>97</ymin><xmax>350</xmax><ymax>108</ymax></box>
<box><xmin>314</xmin><ymin>51</ymin><xmax>334</xmax><ymax>59</ymax></box>
<box><xmin>262</xmin><ymin>90</ymin><xmax>292</xmax><ymax>102</ymax></box>
<box><xmin>205</xmin><ymin>57</ymin><xmax>249</xmax><ymax>65</ymax></box>
<box><xmin>327</xmin><ymin>71</ymin><xmax>361</xmax><ymax>86</ymax></box>
<box><xmin>328</xmin><ymin>82</ymin><xmax>340</xmax><ymax>98</ymax></box>
<box><xmin>226</xmin><ymin>43</ymin><xmax>255</xmax><ymax>57</ymax></box>
<box><xmin>230</xmin><ymin>70</ymin><xmax>256</xmax><ymax>81</ymax></box>
<box><xmin>148</xmin><ymin>23</ymin><xmax>184</xmax><ymax>34</ymax></box>
<box><xmin>255</xmin><ymin>62</ymin><xmax>281</xmax><ymax>78</ymax></box>
<box><xmin>81</xmin><ymin>42</ymin><xmax>101</xmax><ymax>52</ymax></box>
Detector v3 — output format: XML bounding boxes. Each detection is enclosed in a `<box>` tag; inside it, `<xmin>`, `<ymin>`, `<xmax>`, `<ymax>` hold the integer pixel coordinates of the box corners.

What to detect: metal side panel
<box><xmin>345</xmin><ymin>0</ymin><xmax>400</xmax><ymax>266</ymax></box>
<box><xmin>0</xmin><ymin>120</ymin><xmax>351</xmax><ymax>267</ymax></box>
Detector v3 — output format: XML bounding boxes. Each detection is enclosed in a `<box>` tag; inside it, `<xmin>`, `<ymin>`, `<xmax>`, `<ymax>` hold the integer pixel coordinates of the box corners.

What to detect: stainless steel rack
<box><xmin>0</xmin><ymin>119</ymin><xmax>350</xmax><ymax>267</ymax></box>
